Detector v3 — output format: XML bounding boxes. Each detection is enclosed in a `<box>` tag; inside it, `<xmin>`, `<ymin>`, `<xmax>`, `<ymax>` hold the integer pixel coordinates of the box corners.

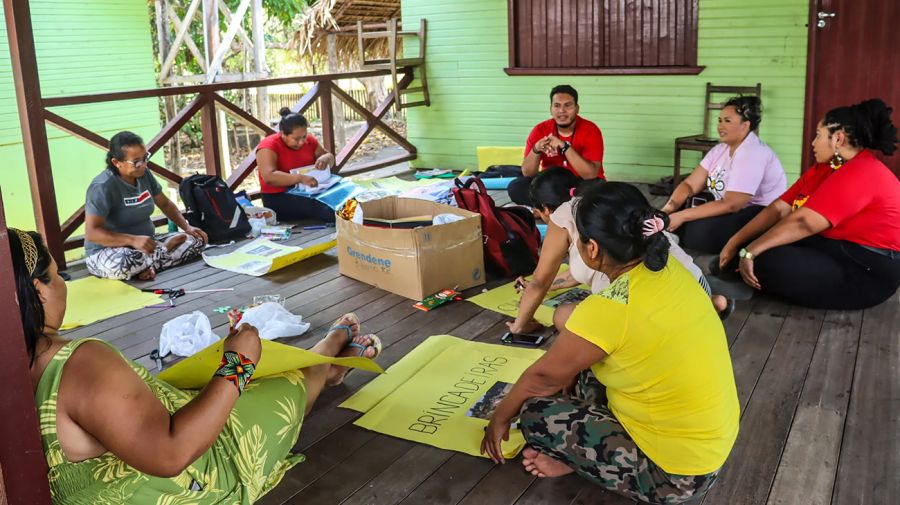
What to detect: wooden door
<box><xmin>802</xmin><ymin>0</ymin><xmax>900</xmax><ymax>176</ymax></box>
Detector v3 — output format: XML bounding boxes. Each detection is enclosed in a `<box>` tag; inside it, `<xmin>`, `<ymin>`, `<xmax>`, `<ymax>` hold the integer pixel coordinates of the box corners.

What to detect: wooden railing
<box><xmin>31</xmin><ymin>68</ymin><xmax>417</xmax><ymax>267</ymax></box>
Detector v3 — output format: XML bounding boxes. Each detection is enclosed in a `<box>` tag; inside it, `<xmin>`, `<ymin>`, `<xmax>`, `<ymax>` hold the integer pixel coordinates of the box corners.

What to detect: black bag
<box><xmin>479</xmin><ymin>165</ymin><xmax>523</xmax><ymax>178</ymax></box>
<box><xmin>178</xmin><ymin>174</ymin><xmax>250</xmax><ymax>243</ymax></box>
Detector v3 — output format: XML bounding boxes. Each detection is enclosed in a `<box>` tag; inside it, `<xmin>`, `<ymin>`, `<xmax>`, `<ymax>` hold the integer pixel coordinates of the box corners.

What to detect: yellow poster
<box><xmin>202</xmin><ymin>237</ymin><xmax>336</xmax><ymax>276</ymax></box>
<box><xmin>466</xmin><ymin>265</ymin><xmax>589</xmax><ymax>326</ymax></box>
<box><xmin>61</xmin><ymin>277</ymin><xmax>163</xmax><ymax>330</ymax></box>
<box><xmin>341</xmin><ymin>335</ymin><xmax>544</xmax><ymax>459</ymax></box>
<box><xmin>159</xmin><ymin>338</ymin><xmax>383</xmax><ymax>389</ymax></box>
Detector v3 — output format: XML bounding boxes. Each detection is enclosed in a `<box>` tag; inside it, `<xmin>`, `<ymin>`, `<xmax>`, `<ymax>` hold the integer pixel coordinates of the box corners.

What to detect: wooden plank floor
<box><xmin>62</xmin><ymin>186</ymin><xmax>899</xmax><ymax>505</ymax></box>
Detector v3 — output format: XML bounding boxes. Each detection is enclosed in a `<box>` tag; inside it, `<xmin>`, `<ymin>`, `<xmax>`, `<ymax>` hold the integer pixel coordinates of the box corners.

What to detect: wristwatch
<box><xmin>559</xmin><ymin>141</ymin><xmax>571</xmax><ymax>155</ymax></box>
<box><xmin>532</xmin><ymin>145</ymin><xmax>542</xmax><ymax>155</ymax></box>
<box><xmin>739</xmin><ymin>248</ymin><xmax>755</xmax><ymax>261</ymax></box>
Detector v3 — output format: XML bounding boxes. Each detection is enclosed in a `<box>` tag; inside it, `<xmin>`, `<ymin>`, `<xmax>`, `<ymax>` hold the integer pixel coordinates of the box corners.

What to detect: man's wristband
<box><xmin>214</xmin><ymin>351</ymin><xmax>256</xmax><ymax>395</ymax></box>
<box><xmin>531</xmin><ymin>145</ymin><xmax>541</xmax><ymax>155</ymax></box>
<box><xmin>559</xmin><ymin>141</ymin><xmax>571</xmax><ymax>155</ymax></box>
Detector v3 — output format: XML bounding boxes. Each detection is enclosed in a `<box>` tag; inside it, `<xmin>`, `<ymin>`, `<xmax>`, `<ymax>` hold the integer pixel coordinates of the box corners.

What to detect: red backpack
<box><xmin>452</xmin><ymin>177</ymin><xmax>540</xmax><ymax>277</ymax></box>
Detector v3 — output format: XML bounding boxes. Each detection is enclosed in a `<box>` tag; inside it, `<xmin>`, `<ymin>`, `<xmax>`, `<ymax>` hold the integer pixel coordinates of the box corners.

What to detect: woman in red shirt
<box><xmin>711</xmin><ymin>99</ymin><xmax>900</xmax><ymax>309</ymax></box>
<box><xmin>256</xmin><ymin>107</ymin><xmax>337</xmax><ymax>222</ymax></box>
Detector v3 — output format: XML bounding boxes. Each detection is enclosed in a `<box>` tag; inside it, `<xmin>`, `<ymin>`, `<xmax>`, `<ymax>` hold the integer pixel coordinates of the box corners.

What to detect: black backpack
<box><xmin>178</xmin><ymin>174</ymin><xmax>250</xmax><ymax>243</ymax></box>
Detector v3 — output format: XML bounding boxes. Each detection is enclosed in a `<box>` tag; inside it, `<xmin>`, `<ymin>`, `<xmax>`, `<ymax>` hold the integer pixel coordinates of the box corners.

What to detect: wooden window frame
<box><xmin>504</xmin><ymin>0</ymin><xmax>704</xmax><ymax>76</ymax></box>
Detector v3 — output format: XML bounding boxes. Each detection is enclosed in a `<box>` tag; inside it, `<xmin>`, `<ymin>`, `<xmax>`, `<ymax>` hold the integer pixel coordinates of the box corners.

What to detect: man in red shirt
<box><xmin>508</xmin><ymin>85</ymin><xmax>605</xmax><ymax>205</ymax></box>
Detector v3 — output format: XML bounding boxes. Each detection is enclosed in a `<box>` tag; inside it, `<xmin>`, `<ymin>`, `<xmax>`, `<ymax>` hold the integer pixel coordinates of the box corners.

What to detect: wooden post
<box><xmin>3</xmin><ymin>0</ymin><xmax>66</xmax><ymax>269</ymax></box>
<box><xmin>251</xmin><ymin>0</ymin><xmax>268</xmax><ymax>123</ymax></box>
<box><xmin>319</xmin><ymin>81</ymin><xmax>336</xmax><ymax>157</ymax></box>
<box><xmin>0</xmin><ymin>191</ymin><xmax>52</xmax><ymax>503</ymax></box>
<box><xmin>327</xmin><ymin>33</ymin><xmax>346</xmax><ymax>152</ymax></box>
<box><xmin>156</xmin><ymin>0</ymin><xmax>182</xmax><ymax>175</ymax></box>
<box><xmin>200</xmin><ymin>93</ymin><xmax>222</xmax><ymax>176</ymax></box>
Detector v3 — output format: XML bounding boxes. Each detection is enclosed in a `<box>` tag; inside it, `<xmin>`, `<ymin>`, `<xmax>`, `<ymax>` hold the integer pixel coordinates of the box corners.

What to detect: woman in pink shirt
<box><xmin>662</xmin><ymin>96</ymin><xmax>787</xmax><ymax>253</ymax></box>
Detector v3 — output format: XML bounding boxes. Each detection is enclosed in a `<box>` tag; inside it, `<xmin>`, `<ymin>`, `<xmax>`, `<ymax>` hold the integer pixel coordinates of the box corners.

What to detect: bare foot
<box><xmin>521</xmin><ymin>447</ymin><xmax>574</xmax><ymax>478</ymax></box>
<box><xmin>164</xmin><ymin>233</ymin><xmax>187</xmax><ymax>252</ymax></box>
<box><xmin>137</xmin><ymin>267</ymin><xmax>156</xmax><ymax>281</ymax></box>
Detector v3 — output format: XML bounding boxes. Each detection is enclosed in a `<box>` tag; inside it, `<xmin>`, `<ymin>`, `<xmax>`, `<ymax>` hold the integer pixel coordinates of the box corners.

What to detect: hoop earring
<box><xmin>830</xmin><ymin>150</ymin><xmax>845</xmax><ymax>171</ymax></box>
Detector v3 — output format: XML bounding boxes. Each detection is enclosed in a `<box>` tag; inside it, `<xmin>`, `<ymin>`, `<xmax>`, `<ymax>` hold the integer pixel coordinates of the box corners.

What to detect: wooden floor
<box><xmin>62</xmin><ymin>186</ymin><xmax>899</xmax><ymax>505</ymax></box>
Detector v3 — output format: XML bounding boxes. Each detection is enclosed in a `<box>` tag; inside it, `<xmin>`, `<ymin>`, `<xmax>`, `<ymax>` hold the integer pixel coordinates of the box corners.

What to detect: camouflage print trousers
<box><xmin>519</xmin><ymin>370</ymin><xmax>719</xmax><ymax>504</ymax></box>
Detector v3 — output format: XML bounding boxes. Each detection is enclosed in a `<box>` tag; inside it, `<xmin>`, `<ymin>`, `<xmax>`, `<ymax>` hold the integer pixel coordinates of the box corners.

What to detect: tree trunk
<box><xmin>359</xmin><ymin>76</ymin><xmax>389</xmax><ymax>115</ymax></box>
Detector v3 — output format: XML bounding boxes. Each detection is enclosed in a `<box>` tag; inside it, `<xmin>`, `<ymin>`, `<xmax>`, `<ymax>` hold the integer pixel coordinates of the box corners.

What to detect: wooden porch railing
<box><xmin>28</xmin><ymin>68</ymin><xmax>417</xmax><ymax>268</ymax></box>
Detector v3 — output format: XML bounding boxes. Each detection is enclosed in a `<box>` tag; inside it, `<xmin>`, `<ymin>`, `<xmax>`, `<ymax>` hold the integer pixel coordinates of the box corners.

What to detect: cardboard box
<box><xmin>337</xmin><ymin>197</ymin><xmax>485</xmax><ymax>300</ymax></box>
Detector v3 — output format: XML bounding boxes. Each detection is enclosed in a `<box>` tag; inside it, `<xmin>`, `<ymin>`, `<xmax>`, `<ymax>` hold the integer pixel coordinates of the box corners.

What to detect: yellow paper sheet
<box><xmin>158</xmin><ymin>338</ymin><xmax>384</xmax><ymax>389</ymax></box>
<box><xmin>476</xmin><ymin>146</ymin><xmax>525</xmax><ymax>171</ymax></box>
<box><xmin>61</xmin><ymin>277</ymin><xmax>162</xmax><ymax>330</ymax></box>
<box><xmin>341</xmin><ymin>335</ymin><xmax>544</xmax><ymax>459</ymax></box>
<box><xmin>202</xmin><ymin>238</ymin><xmax>336</xmax><ymax>276</ymax></box>
<box><xmin>466</xmin><ymin>265</ymin><xmax>587</xmax><ymax>326</ymax></box>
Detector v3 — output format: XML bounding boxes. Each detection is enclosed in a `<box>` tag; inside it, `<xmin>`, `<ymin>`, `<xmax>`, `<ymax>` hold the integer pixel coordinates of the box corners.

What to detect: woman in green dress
<box><xmin>10</xmin><ymin>228</ymin><xmax>380</xmax><ymax>504</ymax></box>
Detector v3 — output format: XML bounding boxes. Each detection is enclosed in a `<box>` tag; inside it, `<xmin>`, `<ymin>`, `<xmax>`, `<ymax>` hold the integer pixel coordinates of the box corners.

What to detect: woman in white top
<box><xmin>507</xmin><ymin>168</ymin><xmax>728</xmax><ymax>335</ymax></box>
<box><xmin>662</xmin><ymin>96</ymin><xmax>787</xmax><ymax>253</ymax></box>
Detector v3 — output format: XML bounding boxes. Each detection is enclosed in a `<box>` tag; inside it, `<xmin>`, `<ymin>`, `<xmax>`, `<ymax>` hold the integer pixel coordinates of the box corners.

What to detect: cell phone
<box><xmin>500</xmin><ymin>331</ymin><xmax>544</xmax><ymax>346</ymax></box>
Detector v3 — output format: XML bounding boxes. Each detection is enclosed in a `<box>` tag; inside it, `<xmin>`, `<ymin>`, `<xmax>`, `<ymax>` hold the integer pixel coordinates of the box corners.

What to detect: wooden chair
<box><xmin>672</xmin><ymin>82</ymin><xmax>762</xmax><ymax>190</ymax></box>
<box><xmin>357</xmin><ymin>18</ymin><xmax>430</xmax><ymax>112</ymax></box>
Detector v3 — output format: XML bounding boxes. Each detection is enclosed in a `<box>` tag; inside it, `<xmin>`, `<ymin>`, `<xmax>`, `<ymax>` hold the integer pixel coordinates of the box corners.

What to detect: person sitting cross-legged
<box><xmin>481</xmin><ymin>183</ymin><xmax>739</xmax><ymax>504</ymax></box>
<box><xmin>85</xmin><ymin>131</ymin><xmax>207</xmax><ymax>281</ymax></box>
<box><xmin>507</xmin><ymin>84</ymin><xmax>605</xmax><ymax>206</ymax></box>
<box><xmin>11</xmin><ymin>228</ymin><xmax>381</xmax><ymax>504</ymax></box>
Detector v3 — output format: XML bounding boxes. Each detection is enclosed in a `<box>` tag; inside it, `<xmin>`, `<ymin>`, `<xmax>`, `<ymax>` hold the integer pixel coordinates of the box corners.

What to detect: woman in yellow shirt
<box><xmin>481</xmin><ymin>182</ymin><xmax>740</xmax><ymax>504</ymax></box>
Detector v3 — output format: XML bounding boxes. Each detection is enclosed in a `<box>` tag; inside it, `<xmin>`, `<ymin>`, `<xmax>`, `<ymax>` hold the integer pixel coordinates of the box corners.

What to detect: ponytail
<box><xmin>574</xmin><ymin>182</ymin><xmax>670</xmax><ymax>272</ymax></box>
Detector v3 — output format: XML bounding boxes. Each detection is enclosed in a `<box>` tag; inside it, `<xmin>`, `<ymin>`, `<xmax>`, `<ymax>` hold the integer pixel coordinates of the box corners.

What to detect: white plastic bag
<box><xmin>433</xmin><ymin>213</ymin><xmax>465</xmax><ymax>225</ymax></box>
<box><xmin>159</xmin><ymin>311</ymin><xmax>218</xmax><ymax>357</ymax></box>
<box><xmin>238</xmin><ymin>302</ymin><xmax>310</xmax><ymax>340</ymax></box>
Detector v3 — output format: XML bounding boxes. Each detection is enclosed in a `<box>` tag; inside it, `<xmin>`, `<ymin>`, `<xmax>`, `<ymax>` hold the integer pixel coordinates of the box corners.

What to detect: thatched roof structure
<box><xmin>294</xmin><ymin>0</ymin><xmax>401</xmax><ymax>69</ymax></box>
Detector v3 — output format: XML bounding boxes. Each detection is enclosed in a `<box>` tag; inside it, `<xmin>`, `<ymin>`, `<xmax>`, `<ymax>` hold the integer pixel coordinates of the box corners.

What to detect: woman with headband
<box><xmin>10</xmin><ymin>229</ymin><xmax>380</xmax><ymax>503</ymax></box>
<box><xmin>482</xmin><ymin>182</ymin><xmax>739</xmax><ymax>504</ymax></box>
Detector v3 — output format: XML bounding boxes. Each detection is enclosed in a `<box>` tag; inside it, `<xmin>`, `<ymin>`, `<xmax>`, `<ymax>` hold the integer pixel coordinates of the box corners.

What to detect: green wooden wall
<box><xmin>0</xmin><ymin>0</ymin><xmax>162</xmax><ymax>231</ymax></box>
<box><xmin>401</xmin><ymin>0</ymin><xmax>810</xmax><ymax>183</ymax></box>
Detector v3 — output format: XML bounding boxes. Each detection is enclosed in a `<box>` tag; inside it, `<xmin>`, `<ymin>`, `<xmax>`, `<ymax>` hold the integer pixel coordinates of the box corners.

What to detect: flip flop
<box><xmin>330</xmin><ymin>333</ymin><xmax>382</xmax><ymax>386</ymax></box>
<box><xmin>329</xmin><ymin>313</ymin><xmax>361</xmax><ymax>344</ymax></box>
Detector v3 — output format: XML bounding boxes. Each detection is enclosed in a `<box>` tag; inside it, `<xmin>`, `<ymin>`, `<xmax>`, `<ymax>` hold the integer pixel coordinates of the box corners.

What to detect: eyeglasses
<box><xmin>122</xmin><ymin>153</ymin><xmax>150</xmax><ymax>168</ymax></box>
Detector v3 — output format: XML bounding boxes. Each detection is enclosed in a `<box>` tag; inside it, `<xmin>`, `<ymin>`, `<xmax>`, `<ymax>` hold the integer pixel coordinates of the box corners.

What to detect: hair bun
<box><xmin>854</xmin><ymin>99</ymin><xmax>897</xmax><ymax>156</ymax></box>
<box><xmin>278</xmin><ymin>107</ymin><xmax>293</xmax><ymax>118</ymax></box>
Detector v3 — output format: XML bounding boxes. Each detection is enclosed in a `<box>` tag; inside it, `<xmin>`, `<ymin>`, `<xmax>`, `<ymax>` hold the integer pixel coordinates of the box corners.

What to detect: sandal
<box><xmin>329</xmin><ymin>313</ymin><xmax>361</xmax><ymax>342</ymax></box>
<box><xmin>329</xmin><ymin>333</ymin><xmax>382</xmax><ymax>386</ymax></box>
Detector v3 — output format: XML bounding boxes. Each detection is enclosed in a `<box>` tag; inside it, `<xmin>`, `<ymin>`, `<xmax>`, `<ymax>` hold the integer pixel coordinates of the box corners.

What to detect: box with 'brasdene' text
<box><xmin>336</xmin><ymin>197</ymin><xmax>485</xmax><ymax>300</ymax></box>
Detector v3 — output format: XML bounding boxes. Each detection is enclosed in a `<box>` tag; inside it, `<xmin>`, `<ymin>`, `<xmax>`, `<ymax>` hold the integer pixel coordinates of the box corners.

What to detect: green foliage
<box><xmin>223</xmin><ymin>0</ymin><xmax>311</xmax><ymax>29</ymax></box>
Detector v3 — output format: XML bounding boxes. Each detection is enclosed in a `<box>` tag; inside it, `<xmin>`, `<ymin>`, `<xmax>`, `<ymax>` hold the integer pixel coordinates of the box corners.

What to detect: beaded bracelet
<box><xmin>214</xmin><ymin>351</ymin><xmax>256</xmax><ymax>394</ymax></box>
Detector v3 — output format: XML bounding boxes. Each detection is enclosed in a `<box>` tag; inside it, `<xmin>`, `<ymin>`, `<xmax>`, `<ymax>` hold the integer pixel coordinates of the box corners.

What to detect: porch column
<box><xmin>3</xmin><ymin>0</ymin><xmax>66</xmax><ymax>268</ymax></box>
<box><xmin>0</xmin><ymin>190</ymin><xmax>52</xmax><ymax>503</ymax></box>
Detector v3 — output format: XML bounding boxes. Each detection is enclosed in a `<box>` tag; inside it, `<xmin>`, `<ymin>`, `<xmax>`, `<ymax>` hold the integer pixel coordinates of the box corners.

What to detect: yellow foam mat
<box><xmin>476</xmin><ymin>146</ymin><xmax>524</xmax><ymax>171</ymax></box>
<box><xmin>61</xmin><ymin>277</ymin><xmax>162</xmax><ymax>330</ymax></box>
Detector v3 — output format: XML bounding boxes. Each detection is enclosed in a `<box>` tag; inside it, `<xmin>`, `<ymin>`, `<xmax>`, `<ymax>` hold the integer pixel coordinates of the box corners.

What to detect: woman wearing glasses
<box><xmin>84</xmin><ymin>131</ymin><xmax>207</xmax><ymax>280</ymax></box>
<box><xmin>662</xmin><ymin>96</ymin><xmax>787</xmax><ymax>253</ymax></box>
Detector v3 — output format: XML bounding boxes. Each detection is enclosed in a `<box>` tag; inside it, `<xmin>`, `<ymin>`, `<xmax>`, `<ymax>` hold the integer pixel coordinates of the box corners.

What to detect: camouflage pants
<box><xmin>519</xmin><ymin>370</ymin><xmax>719</xmax><ymax>504</ymax></box>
